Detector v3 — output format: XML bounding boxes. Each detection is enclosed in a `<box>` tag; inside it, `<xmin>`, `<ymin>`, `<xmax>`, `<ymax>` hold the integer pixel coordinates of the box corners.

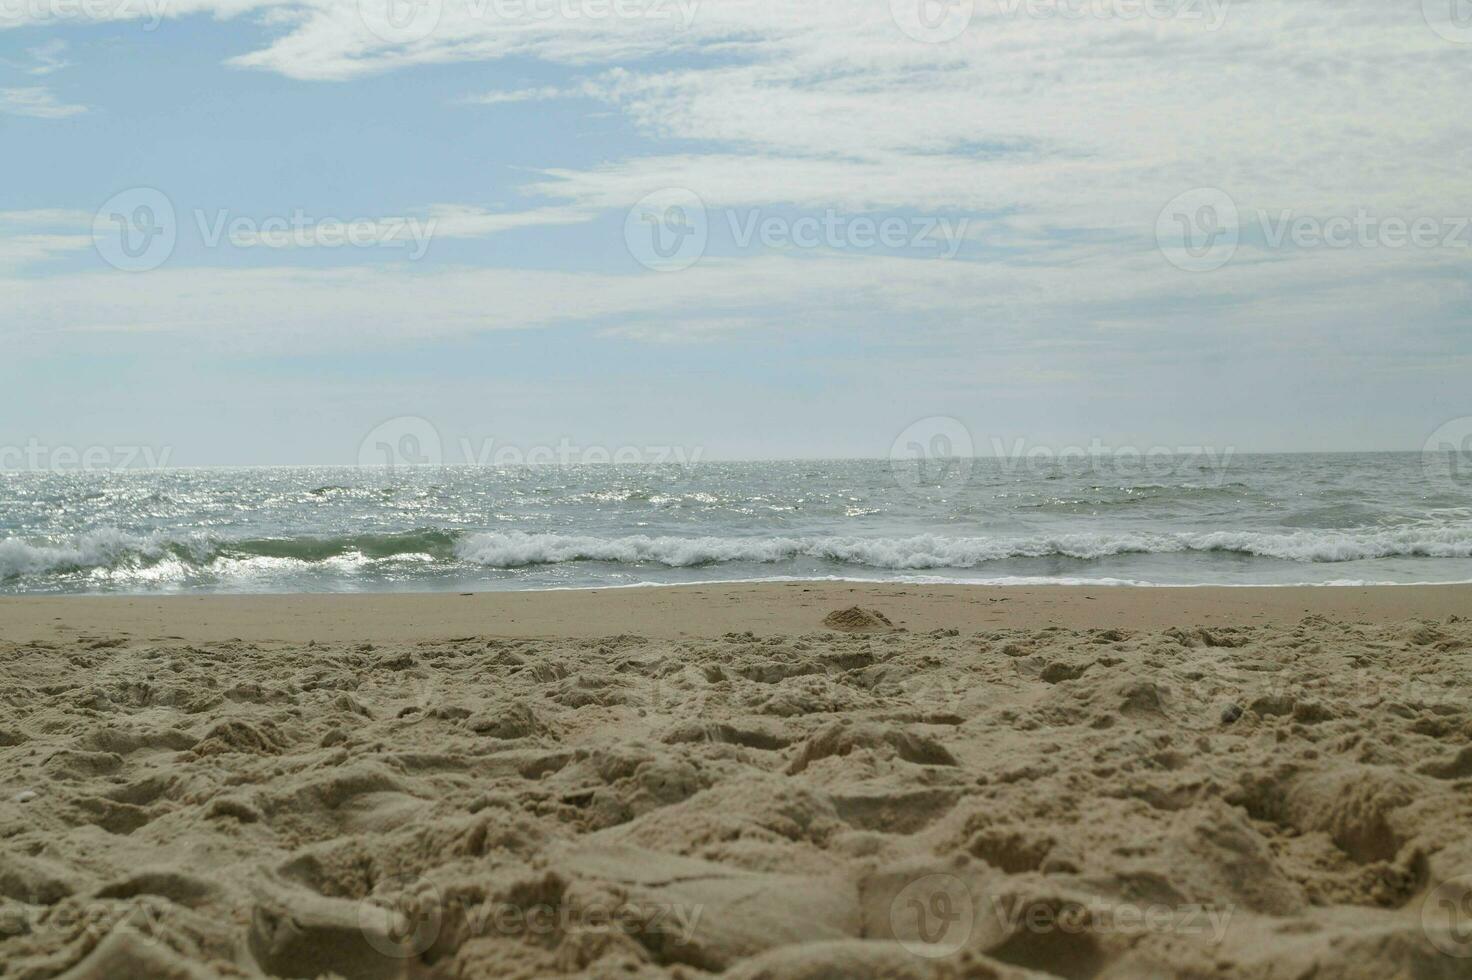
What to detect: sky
<box><xmin>1</xmin><ymin>0</ymin><xmax>1470</xmax><ymax>466</ymax></box>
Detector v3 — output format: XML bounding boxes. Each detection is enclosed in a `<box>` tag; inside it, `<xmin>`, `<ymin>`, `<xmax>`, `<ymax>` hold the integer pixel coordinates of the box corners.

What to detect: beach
<box><xmin>0</xmin><ymin>583</ymin><xmax>1469</xmax><ymax>978</ymax></box>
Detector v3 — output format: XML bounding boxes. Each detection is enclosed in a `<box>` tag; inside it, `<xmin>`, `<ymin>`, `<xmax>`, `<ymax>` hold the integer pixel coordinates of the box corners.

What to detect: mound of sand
<box><xmin>822</xmin><ymin>606</ymin><xmax>895</xmax><ymax>632</ymax></box>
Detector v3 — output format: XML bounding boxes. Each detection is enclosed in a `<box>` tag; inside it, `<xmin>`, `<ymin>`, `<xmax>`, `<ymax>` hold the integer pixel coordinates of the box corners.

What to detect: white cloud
<box><xmin>1</xmin><ymin>240</ymin><xmax>1462</xmax><ymax>358</ymax></box>
<box><xmin>460</xmin><ymin>85</ymin><xmax>571</xmax><ymax>105</ymax></box>
<box><xmin>5</xmin><ymin>0</ymin><xmax>1470</xmax><ymax>355</ymax></box>
<box><xmin>0</xmin><ymin>211</ymin><xmax>93</xmax><ymax>269</ymax></box>
<box><xmin>0</xmin><ymin>86</ymin><xmax>87</xmax><ymax>118</ymax></box>
<box><xmin>0</xmin><ymin>234</ymin><xmax>93</xmax><ymax>268</ymax></box>
<box><xmin>0</xmin><ymin>209</ymin><xmax>94</xmax><ymax>226</ymax></box>
<box><xmin>176</xmin><ymin>0</ymin><xmax>1472</xmax><ymax>253</ymax></box>
<box><xmin>209</xmin><ymin>203</ymin><xmax>597</xmax><ymax>252</ymax></box>
<box><xmin>25</xmin><ymin>39</ymin><xmax>71</xmax><ymax>75</ymax></box>
<box><xmin>7</xmin><ymin>2</ymin><xmax>1469</xmax><ymax>225</ymax></box>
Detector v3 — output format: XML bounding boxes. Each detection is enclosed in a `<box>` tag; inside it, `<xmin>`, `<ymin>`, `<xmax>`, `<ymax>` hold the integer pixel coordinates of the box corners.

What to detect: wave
<box><xmin>0</xmin><ymin>528</ymin><xmax>459</xmax><ymax>581</ymax></box>
<box><xmin>0</xmin><ymin>529</ymin><xmax>167</xmax><ymax>581</ymax></box>
<box><xmin>453</xmin><ymin>528</ymin><xmax>1472</xmax><ymax>568</ymax></box>
<box><xmin>6</xmin><ymin>525</ymin><xmax>1472</xmax><ymax>582</ymax></box>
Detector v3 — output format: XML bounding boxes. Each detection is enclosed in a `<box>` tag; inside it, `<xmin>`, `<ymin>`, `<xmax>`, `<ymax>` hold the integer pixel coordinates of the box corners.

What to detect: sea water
<box><xmin>3</xmin><ymin>453</ymin><xmax>1472</xmax><ymax>593</ymax></box>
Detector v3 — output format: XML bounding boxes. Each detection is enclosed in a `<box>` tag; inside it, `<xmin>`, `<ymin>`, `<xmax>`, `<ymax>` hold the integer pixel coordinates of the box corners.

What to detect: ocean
<box><xmin>3</xmin><ymin>452</ymin><xmax>1471</xmax><ymax>594</ymax></box>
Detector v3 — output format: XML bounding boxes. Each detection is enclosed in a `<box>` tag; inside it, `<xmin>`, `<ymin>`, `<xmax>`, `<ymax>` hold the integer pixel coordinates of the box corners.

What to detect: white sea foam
<box><xmin>0</xmin><ymin>529</ymin><xmax>163</xmax><ymax>580</ymax></box>
<box><xmin>6</xmin><ymin>521</ymin><xmax>1472</xmax><ymax>588</ymax></box>
<box><xmin>452</xmin><ymin>527</ymin><xmax>1472</xmax><ymax>569</ymax></box>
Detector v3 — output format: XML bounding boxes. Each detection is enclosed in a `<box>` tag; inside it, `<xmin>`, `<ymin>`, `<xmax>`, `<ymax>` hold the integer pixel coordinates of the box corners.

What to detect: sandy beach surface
<box><xmin>1</xmin><ymin>584</ymin><xmax>1470</xmax><ymax>978</ymax></box>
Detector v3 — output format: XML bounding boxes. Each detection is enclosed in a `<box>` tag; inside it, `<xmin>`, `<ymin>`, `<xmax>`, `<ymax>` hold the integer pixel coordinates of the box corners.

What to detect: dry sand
<box><xmin>0</xmin><ymin>584</ymin><xmax>1470</xmax><ymax>979</ymax></box>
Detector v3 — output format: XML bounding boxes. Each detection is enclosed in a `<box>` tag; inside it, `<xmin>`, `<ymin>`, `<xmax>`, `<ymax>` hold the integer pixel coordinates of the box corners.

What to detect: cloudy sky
<box><xmin>2</xmin><ymin>0</ymin><xmax>1470</xmax><ymax>464</ymax></box>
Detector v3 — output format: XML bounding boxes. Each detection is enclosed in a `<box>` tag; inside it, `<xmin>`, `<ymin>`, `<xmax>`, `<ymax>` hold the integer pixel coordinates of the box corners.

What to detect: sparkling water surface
<box><xmin>3</xmin><ymin>454</ymin><xmax>1471</xmax><ymax>593</ymax></box>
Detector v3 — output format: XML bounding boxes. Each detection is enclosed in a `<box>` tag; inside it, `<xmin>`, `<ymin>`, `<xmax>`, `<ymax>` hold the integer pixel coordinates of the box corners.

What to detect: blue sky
<box><xmin>2</xmin><ymin>0</ymin><xmax>1471</xmax><ymax>464</ymax></box>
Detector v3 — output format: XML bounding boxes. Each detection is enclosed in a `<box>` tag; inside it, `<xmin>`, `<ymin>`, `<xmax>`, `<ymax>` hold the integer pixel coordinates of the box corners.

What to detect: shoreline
<box><xmin>3</xmin><ymin>581</ymin><xmax>1468</xmax><ymax>643</ymax></box>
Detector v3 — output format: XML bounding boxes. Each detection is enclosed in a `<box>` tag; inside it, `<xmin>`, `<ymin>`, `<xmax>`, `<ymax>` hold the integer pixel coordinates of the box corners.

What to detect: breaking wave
<box><xmin>451</xmin><ymin>528</ymin><xmax>1472</xmax><ymax>568</ymax></box>
<box><xmin>6</xmin><ymin>525</ymin><xmax>1472</xmax><ymax>584</ymax></box>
